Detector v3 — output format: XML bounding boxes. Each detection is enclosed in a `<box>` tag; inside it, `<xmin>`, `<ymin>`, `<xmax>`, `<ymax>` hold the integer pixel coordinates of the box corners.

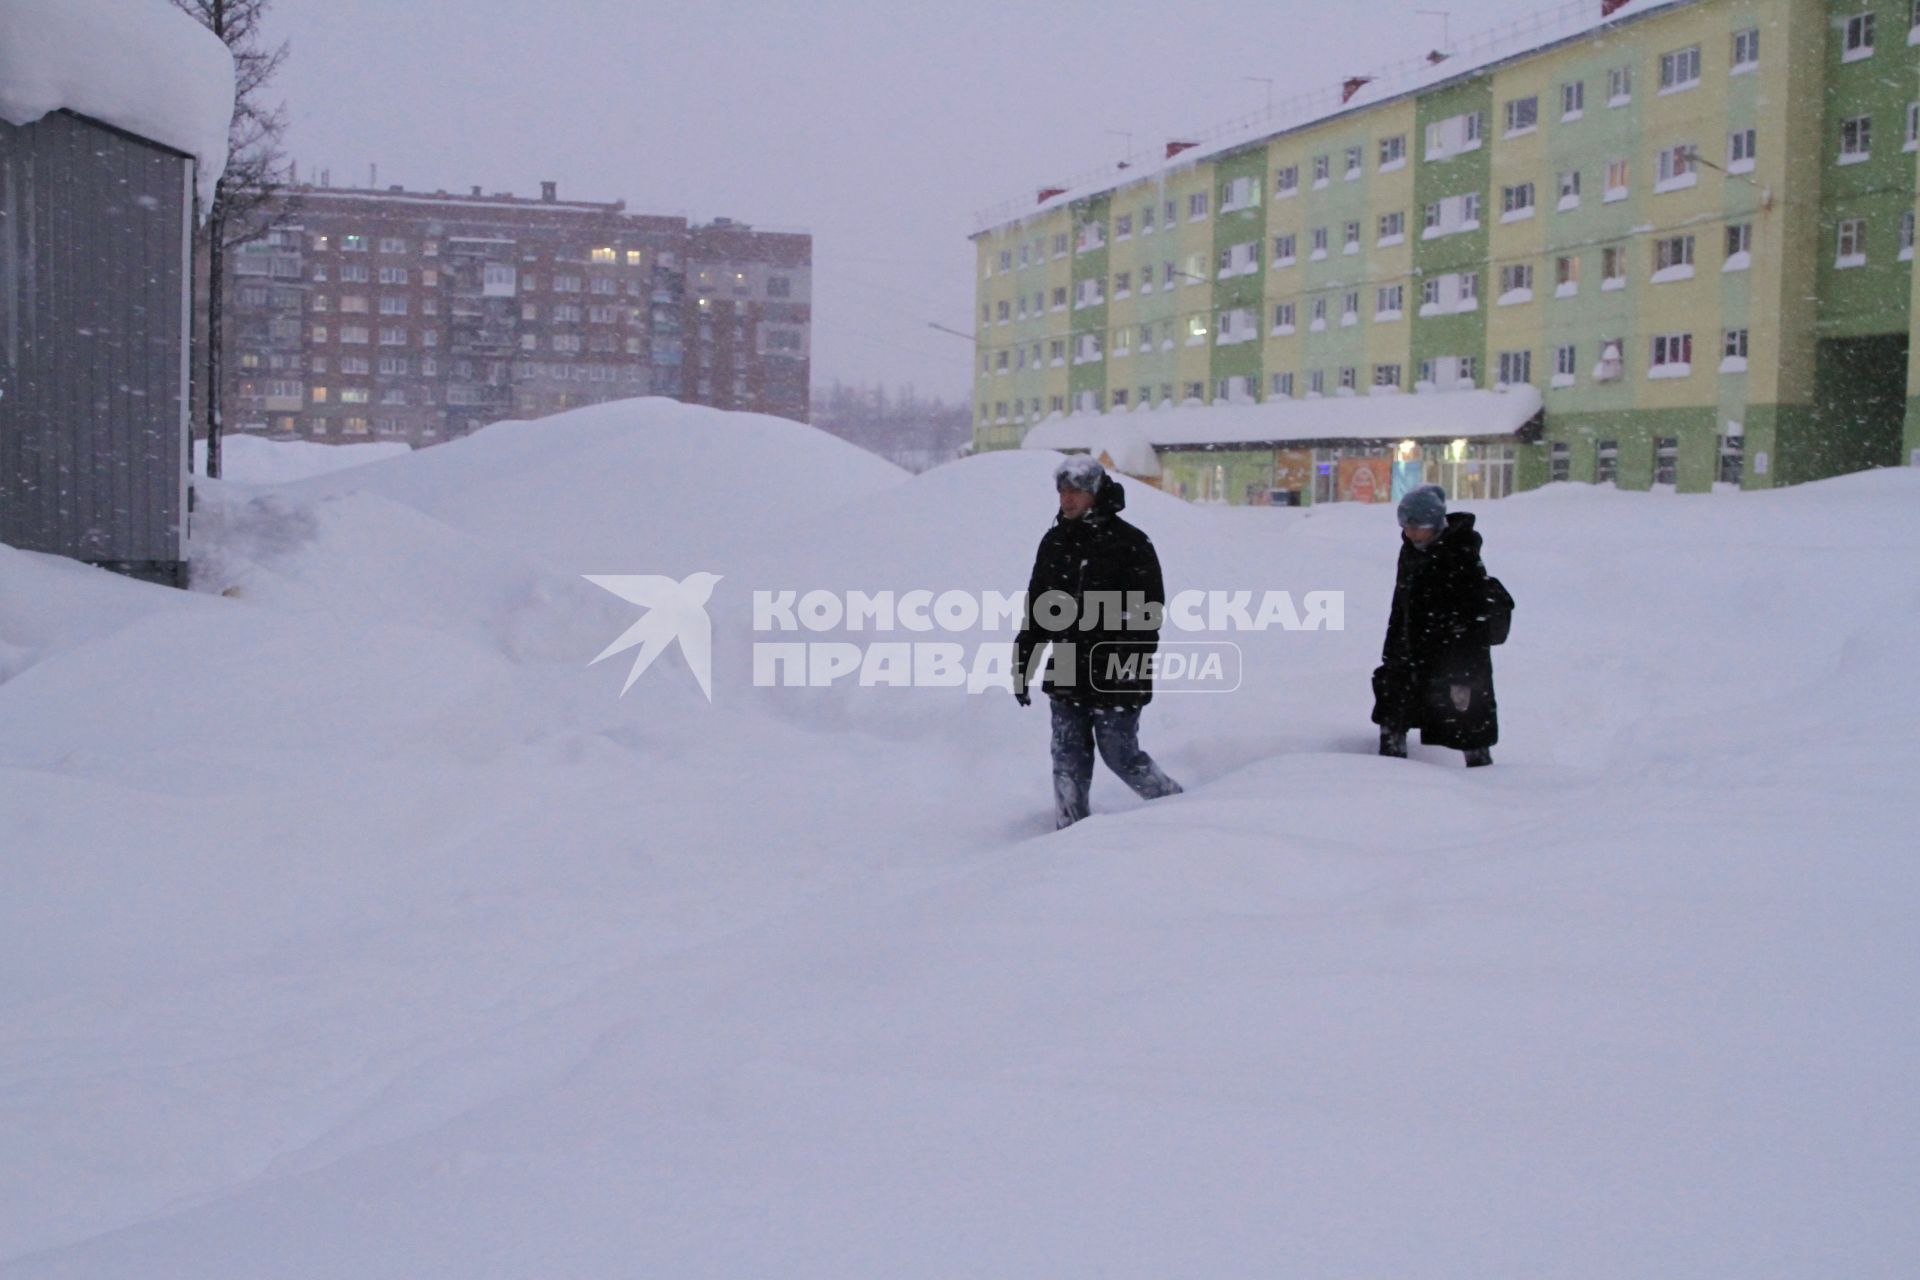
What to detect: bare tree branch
<box><xmin>166</xmin><ymin>0</ymin><xmax>294</xmax><ymax>476</ymax></box>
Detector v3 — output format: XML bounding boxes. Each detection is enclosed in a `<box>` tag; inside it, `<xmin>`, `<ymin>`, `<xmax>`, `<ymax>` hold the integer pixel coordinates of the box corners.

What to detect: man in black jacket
<box><xmin>1371</xmin><ymin>484</ymin><xmax>1499</xmax><ymax>766</ymax></box>
<box><xmin>1015</xmin><ymin>456</ymin><xmax>1183</xmax><ymax>828</ymax></box>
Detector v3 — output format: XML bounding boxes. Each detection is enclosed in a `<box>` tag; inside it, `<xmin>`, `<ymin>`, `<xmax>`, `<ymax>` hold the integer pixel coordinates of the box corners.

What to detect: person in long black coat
<box><xmin>1015</xmin><ymin>455</ymin><xmax>1183</xmax><ymax>827</ymax></box>
<box><xmin>1371</xmin><ymin>484</ymin><xmax>1499</xmax><ymax>766</ymax></box>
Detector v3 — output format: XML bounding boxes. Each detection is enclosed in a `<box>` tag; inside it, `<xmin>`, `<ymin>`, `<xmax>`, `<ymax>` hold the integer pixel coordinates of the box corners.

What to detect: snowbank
<box><xmin>218</xmin><ymin>435</ymin><xmax>412</xmax><ymax>485</ymax></box>
<box><xmin>272</xmin><ymin>397</ymin><xmax>907</xmax><ymax>568</ymax></box>
<box><xmin>3</xmin><ymin>398</ymin><xmax>1918</xmax><ymax>1276</ymax></box>
<box><xmin>1024</xmin><ymin>384</ymin><xmax>1542</xmax><ymax>452</ymax></box>
<box><xmin>0</xmin><ymin>0</ymin><xmax>235</xmax><ymax>208</ymax></box>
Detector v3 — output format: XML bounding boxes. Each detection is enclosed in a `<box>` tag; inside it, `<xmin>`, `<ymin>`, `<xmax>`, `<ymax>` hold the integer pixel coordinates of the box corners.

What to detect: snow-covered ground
<box><xmin>2</xmin><ymin>397</ymin><xmax>1916</xmax><ymax>1277</ymax></box>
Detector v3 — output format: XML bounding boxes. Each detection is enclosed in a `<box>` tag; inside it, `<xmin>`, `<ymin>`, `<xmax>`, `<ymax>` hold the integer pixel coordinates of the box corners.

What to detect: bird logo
<box><xmin>584</xmin><ymin>572</ymin><xmax>723</xmax><ymax>700</ymax></box>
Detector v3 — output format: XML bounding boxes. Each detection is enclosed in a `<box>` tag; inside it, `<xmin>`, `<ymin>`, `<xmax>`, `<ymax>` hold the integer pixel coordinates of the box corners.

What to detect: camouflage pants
<box><xmin>1050</xmin><ymin>698</ymin><xmax>1183</xmax><ymax>829</ymax></box>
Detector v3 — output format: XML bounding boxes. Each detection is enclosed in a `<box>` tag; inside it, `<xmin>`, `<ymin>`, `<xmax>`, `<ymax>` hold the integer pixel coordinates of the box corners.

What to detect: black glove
<box><xmin>1014</xmin><ymin>686</ymin><xmax>1032</xmax><ymax>707</ymax></box>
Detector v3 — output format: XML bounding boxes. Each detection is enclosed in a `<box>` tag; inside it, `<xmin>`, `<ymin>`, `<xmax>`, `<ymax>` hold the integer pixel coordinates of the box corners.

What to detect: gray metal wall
<box><xmin>0</xmin><ymin>110</ymin><xmax>192</xmax><ymax>580</ymax></box>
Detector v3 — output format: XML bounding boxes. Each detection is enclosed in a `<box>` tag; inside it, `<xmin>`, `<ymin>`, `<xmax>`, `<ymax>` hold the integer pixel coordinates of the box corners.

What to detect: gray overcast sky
<box><xmin>268</xmin><ymin>0</ymin><xmax>1562</xmax><ymax>401</ymax></box>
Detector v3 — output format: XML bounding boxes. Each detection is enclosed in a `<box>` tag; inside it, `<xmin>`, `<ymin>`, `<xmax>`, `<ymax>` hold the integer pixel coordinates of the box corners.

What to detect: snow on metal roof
<box><xmin>1022</xmin><ymin>385</ymin><xmax>1545</xmax><ymax>453</ymax></box>
<box><xmin>975</xmin><ymin>0</ymin><xmax>1687</xmax><ymax>235</ymax></box>
<box><xmin>0</xmin><ymin>0</ymin><xmax>235</xmax><ymax>209</ymax></box>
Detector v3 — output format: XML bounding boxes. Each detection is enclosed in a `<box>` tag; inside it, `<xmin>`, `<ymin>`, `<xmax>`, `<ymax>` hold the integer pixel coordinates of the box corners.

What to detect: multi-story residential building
<box><xmin>225</xmin><ymin>183</ymin><xmax>811</xmax><ymax>445</ymax></box>
<box><xmin>972</xmin><ymin>0</ymin><xmax>1920</xmax><ymax>502</ymax></box>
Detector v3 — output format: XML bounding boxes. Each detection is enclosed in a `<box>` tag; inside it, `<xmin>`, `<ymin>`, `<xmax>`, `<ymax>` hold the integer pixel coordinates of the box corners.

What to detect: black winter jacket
<box><xmin>1371</xmin><ymin>511</ymin><xmax>1499</xmax><ymax>750</ymax></box>
<box><xmin>1015</xmin><ymin>479</ymin><xmax>1166</xmax><ymax>707</ymax></box>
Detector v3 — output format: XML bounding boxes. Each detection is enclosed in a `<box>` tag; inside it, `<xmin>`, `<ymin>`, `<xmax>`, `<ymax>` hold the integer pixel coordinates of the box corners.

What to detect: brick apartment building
<box><xmin>224</xmin><ymin>182</ymin><xmax>811</xmax><ymax>446</ymax></box>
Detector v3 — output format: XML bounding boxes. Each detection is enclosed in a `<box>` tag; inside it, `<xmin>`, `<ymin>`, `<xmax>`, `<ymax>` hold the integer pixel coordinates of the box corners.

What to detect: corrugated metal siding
<box><xmin>0</xmin><ymin>110</ymin><xmax>189</xmax><ymax>568</ymax></box>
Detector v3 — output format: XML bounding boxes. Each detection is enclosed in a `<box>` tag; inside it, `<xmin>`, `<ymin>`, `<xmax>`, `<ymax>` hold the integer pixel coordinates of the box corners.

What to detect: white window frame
<box><xmin>1659</xmin><ymin>45</ymin><xmax>1702</xmax><ymax>92</ymax></box>
<box><xmin>1840</xmin><ymin>115</ymin><xmax>1872</xmax><ymax>164</ymax></box>
<box><xmin>1504</xmin><ymin>95</ymin><xmax>1539</xmax><ymax>137</ymax></box>
<box><xmin>1728</xmin><ymin>127</ymin><xmax>1758</xmax><ymax>174</ymax></box>
<box><xmin>1844</xmin><ymin>12</ymin><xmax>1875</xmax><ymax>62</ymax></box>
<box><xmin>1837</xmin><ymin>218</ymin><xmax>1868</xmax><ymax>267</ymax></box>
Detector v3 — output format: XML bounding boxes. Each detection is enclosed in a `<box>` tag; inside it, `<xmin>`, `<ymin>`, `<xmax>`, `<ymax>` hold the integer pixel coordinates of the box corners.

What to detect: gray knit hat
<box><xmin>1397</xmin><ymin>483</ymin><xmax>1447</xmax><ymax>530</ymax></box>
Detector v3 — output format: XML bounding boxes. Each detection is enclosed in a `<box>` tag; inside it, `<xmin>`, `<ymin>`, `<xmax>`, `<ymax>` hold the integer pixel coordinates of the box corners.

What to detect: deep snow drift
<box><xmin>2</xmin><ymin>396</ymin><xmax>1916</xmax><ymax>1277</ymax></box>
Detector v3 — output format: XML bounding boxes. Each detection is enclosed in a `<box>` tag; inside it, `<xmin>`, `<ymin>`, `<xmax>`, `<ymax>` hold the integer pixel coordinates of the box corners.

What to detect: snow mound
<box><xmin>0</xmin><ymin>0</ymin><xmax>235</xmax><ymax>207</ymax></box>
<box><xmin>4</xmin><ymin>399</ymin><xmax>1920</xmax><ymax>1275</ymax></box>
<box><xmin>277</xmin><ymin>397</ymin><xmax>907</xmax><ymax>569</ymax></box>
<box><xmin>218</xmin><ymin>435</ymin><xmax>412</xmax><ymax>486</ymax></box>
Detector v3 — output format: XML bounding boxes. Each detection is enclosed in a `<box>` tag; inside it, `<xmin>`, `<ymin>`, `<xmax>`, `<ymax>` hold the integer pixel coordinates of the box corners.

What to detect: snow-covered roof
<box><xmin>0</xmin><ymin>0</ymin><xmax>236</xmax><ymax>209</ymax></box>
<box><xmin>1022</xmin><ymin>386</ymin><xmax>1544</xmax><ymax>453</ymax></box>
<box><xmin>976</xmin><ymin>0</ymin><xmax>1688</xmax><ymax>235</ymax></box>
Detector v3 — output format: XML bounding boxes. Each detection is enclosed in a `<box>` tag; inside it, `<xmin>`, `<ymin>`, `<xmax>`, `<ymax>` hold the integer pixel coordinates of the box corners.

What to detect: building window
<box><xmin>1726</xmin><ymin>222</ymin><xmax>1753</xmax><ymax>268</ymax></box>
<box><xmin>378</xmin><ymin>296</ymin><xmax>408</xmax><ymax>315</ymax></box>
<box><xmin>1844</xmin><ymin>12</ymin><xmax>1875</xmax><ymax>61</ymax></box>
<box><xmin>1659</xmin><ymin>45</ymin><xmax>1702</xmax><ymax>91</ymax></box>
<box><xmin>1498</xmin><ymin>262</ymin><xmax>1534</xmax><ymax>303</ymax></box>
<box><xmin>1728</xmin><ymin>127</ymin><xmax>1758</xmax><ymax>172</ymax></box>
<box><xmin>1114</xmin><ymin>213</ymin><xmax>1133</xmax><ymax>240</ymax></box>
<box><xmin>1339</xmin><ymin>145</ymin><xmax>1360</xmax><ymax>179</ymax></box>
<box><xmin>1554</xmin><ymin>344</ymin><xmax>1578</xmax><ymax>385</ymax></box>
<box><xmin>1650</xmin><ymin>333</ymin><xmax>1693</xmax><ymax>377</ymax></box>
<box><xmin>1311</xmin><ymin>226</ymin><xmax>1329</xmax><ymax>258</ymax></box>
<box><xmin>1341</xmin><ymin>291</ymin><xmax>1360</xmax><ymax>324</ymax></box>
<box><xmin>1378</xmin><ymin>210</ymin><xmax>1405</xmax><ymax>242</ymax></box>
<box><xmin>1605</xmin><ymin>157</ymin><xmax>1630</xmax><ymax>200</ymax></box>
<box><xmin>1551</xmin><ymin>441</ymin><xmax>1572</xmax><ymax>482</ymax></box>
<box><xmin>1424</xmin><ymin>110</ymin><xmax>1483</xmax><ymax>159</ymax></box>
<box><xmin>1275</xmin><ymin>164</ymin><xmax>1299</xmax><ymax>196</ymax></box>
<box><xmin>378</xmin><ymin>266</ymin><xmax>408</xmax><ymax>285</ymax></box>
<box><xmin>1653</xmin><ymin>437</ymin><xmax>1679</xmax><ymax>485</ymax></box>
<box><xmin>1653</xmin><ymin>234</ymin><xmax>1695</xmax><ymax>279</ymax></box>
<box><xmin>1272</xmin><ymin>301</ymin><xmax>1296</xmax><ymax>332</ymax></box>
<box><xmin>1555</xmin><ymin>254</ymin><xmax>1580</xmax><ymax>295</ymax></box>
<box><xmin>1372</xmin><ymin>363</ymin><xmax>1401</xmax><ymax>390</ymax></box>
<box><xmin>1501</xmin><ymin>182</ymin><xmax>1535</xmax><ymax>219</ymax></box>
<box><xmin>1313</xmin><ymin>154</ymin><xmax>1330</xmax><ymax>185</ymax></box>
<box><xmin>1497</xmin><ymin>349</ymin><xmax>1532</xmax><ymax>386</ymax></box>
<box><xmin>378</xmin><ymin>237</ymin><xmax>407</xmax><ymax>254</ymax></box>
<box><xmin>1719</xmin><ymin>430</ymin><xmax>1745</xmax><ymax>485</ymax></box>
<box><xmin>1557</xmin><ymin>168</ymin><xmax>1581</xmax><ymax>207</ymax></box>
<box><xmin>1273</xmin><ymin>233</ymin><xmax>1296</xmax><ymax>264</ymax></box>
<box><xmin>1504</xmin><ymin>95</ymin><xmax>1539</xmax><ymax>136</ymax></box>
<box><xmin>1375</xmin><ymin>284</ymin><xmax>1404</xmax><ymax>319</ymax></box>
<box><xmin>1732</xmin><ymin>26</ymin><xmax>1760</xmax><ymax>71</ymax></box>
<box><xmin>1839</xmin><ymin>115</ymin><xmax>1871</xmax><ymax>162</ymax></box>
<box><xmin>1561</xmin><ymin>80</ymin><xmax>1584</xmax><ymax>118</ymax></box>
<box><xmin>340</xmin><ymin>325</ymin><xmax>369</xmax><ymax>344</ymax></box>
<box><xmin>1187</xmin><ymin>192</ymin><xmax>1209</xmax><ymax>221</ymax></box>
<box><xmin>1902</xmin><ymin>209</ymin><xmax>1916</xmax><ymax>261</ymax></box>
<box><xmin>1343</xmin><ymin>220</ymin><xmax>1361</xmax><ymax>253</ymax></box>
<box><xmin>1907</xmin><ymin>102</ymin><xmax>1919</xmax><ymax>150</ymax></box>
<box><xmin>338</xmin><ymin>295</ymin><xmax>368</xmax><ymax>313</ymax></box>
<box><xmin>1338</xmin><ymin>367</ymin><xmax>1357</xmax><ymax>392</ymax></box>
<box><xmin>1837</xmin><ymin>217</ymin><xmax>1868</xmax><ymax>267</ymax></box>
<box><xmin>1608</xmin><ymin>65</ymin><xmax>1632</xmax><ymax>105</ymax></box>
<box><xmin>1722</xmin><ymin>328</ymin><xmax>1750</xmax><ymax>372</ymax></box>
<box><xmin>1596</xmin><ymin>440</ymin><xmax>1619</xmax><ymax>484</ymax></box>
<box><xmin>1656</xmin><ymin>144</ymin><xmax>1697</xmax><ymax>190</ymax></box>
<box><xmin>1379</xmin><ymin>134</ymin><xmax>1406</xmax><ymax>168</ymax></box>
<box><xmin>341</xmin><ymin>234</ymin><xmax>367</xmax><ymax>253</ymax></box>
<box><xmin>1271</xmin><ymin>371</ymin><xmax>1295</xmax><ymax>397</ymax></box>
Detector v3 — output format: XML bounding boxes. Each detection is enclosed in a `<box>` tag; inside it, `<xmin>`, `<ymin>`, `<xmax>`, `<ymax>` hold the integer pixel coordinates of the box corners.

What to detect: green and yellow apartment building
<box><xmin>970</xmin><ymin>0</ymin><xmax>1920</xmax><ymax>504</ymax></box>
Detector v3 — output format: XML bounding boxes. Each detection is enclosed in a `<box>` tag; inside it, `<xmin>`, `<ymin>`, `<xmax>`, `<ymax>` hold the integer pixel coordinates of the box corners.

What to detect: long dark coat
<box><xmin>1015</xmin><ymin>478</ymin><xmax>1165</xmax><ymax>708</ymax></box>
<box><xmin>1371</xmin><ymin>511</ymin><xmax>1499</xmax><ymax>750</ymax></box>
